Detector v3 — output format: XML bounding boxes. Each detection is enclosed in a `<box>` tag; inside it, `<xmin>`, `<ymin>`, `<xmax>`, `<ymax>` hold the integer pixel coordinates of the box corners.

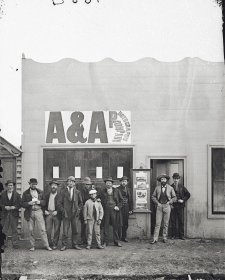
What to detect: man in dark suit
<box><xmin>0</xmin><ymin>180</ymin><xmax>21</xmax><ymax>249</ymax></box>
<box><xmin>21</xmin><ymin>178</ymin><xmax>52</xmax><ymax>251</ymax></box>
<box><xmin>170</xmin><ymin>173</ymin><xmax>190</xmax><ymax>240</ymax></box>
<box><xmin>44</xmin><ymin>180</ymin><xmax>62</xmax><ymax>249</ymax></box>
<box><xmin>118</xmin><ymin>176</ymin><xmax>133</xmax><ymax>242</ymax></box>
<box><xmin>60</xmin><ymin>176</ymin><xmax>83</xmax><ymax>251</ymax></box>
<box><xmin>100</xmin><ymin>177</ymin><xmax>123</xmax><ymax>247</ymax></box>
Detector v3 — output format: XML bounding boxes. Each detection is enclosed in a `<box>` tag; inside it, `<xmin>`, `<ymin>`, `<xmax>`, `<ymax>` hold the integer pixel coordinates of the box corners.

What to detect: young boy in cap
<box><xmin>83</xmin><ymin>189</ymin><xmax>104</xmax><ymax>249</ymax></box>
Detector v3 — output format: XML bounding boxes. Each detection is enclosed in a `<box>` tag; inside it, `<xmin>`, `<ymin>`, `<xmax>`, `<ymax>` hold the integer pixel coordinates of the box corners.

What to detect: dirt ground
<box><xmin>1</xmin><ymin>238</ymin><xmax>225</xmax><ymax>279</ymax></box>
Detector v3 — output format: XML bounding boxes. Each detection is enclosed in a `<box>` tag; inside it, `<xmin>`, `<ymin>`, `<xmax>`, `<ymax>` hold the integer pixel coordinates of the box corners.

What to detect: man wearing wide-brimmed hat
<box><xmin>0</xmin><ymin>180</ymin><xmax>21</xmax><ymax>249</ymax></box>
<box><xmin>170</xmin><ymin>173</ymin><xmax>190</xmax><ymax>240</ymax></box>
<box><xmin>118</xmin><ymin>176</ymin><xmax>133</xmax><ymax>242</ymax></box>
<box><xmin>21</xmin><ymin>178</ymin><xmax>52</xmax><ymax>251</ymax></box>
<box><xmin>43</xmin><ymin>180</ymin><xmax>62</xmax><ymax>249</ymax></box>
<box><xmin>79</xmin><ymin>177</ymin><xmax>94</xmax><ymax>245</ymax></box>
<box><xmin>99</xmin><ymin>177</ymin><xmax>123</xmax><ymax>247</ymax></box>
<box><xmin>60</xmin><ymin>176</ymin><xmax>83</xmax><ymax>251</ymax></box>
<box><xmin>151</xmin><ymin>174</ymin><xmax>176</xmax><ymax>244</ymax></box>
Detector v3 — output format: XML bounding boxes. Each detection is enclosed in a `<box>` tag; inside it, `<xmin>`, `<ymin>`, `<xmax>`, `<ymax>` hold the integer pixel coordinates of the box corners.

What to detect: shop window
<box><xmin>211</xmin><ymin>147</ymin><xmax>225</xmax><ymax>214</ymax></box>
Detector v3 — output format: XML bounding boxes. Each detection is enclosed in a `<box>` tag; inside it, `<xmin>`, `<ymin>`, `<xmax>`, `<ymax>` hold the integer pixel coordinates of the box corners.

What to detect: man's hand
<box><xmin>35</xmin><ymin>200</ymin><xmax>40</xmax><ymax>205</ymax></box>
<box><xmin>129</xmin><ymin>210</ymin><xmax>133</xmax><ymax>215</ymax></box>
<box><xmin>5</xmin><ymin>206</ymin><xmax>11</xmax><ymax>210</ymax></box>
<box><xmin>28</xmin><ymin>201</ymin><xmax>34</xmax><ymax>206</ymax></box>
<box><xmin>96</xmin><ymin>198</ymin><xmax>101</xmax><ymax>202</ymax></box>
<box><xmin>178</xmin><ymin>199</ymin><xmax>184</xmax><ymax>203</ymax></box>
<box><xmin>114</xmin><ymin>206</ymin><xmax>119</xmax><ymax>211</ymax></box>
<box><xmin>157</xmin><ymin>202</ymin><xmax>162</xmax><ymax>207</ymax></box>
<box><xmin>45</xmin><ymin>210</ymin><xmax>50</xmax><ymax>215</ymax></box>
<box><xmin>166</xmin><ymin>201</ymin><xmax>171</xmax><ymax>205</ymax></box>
<box><xmin>97</xmin><ymin>219</ymin><xmax>101</xmax><ymax>225</ymax></box>
<box><xmin>84</xmin><ymin>220</ymin><xmax>87</xmax><ymax>224</ymax></box>
<box><xmin>10</xmin><ymin>206</ymin><xmax>16</xmax><ymax>210</ymax></box>
<box><xmin>52</xmin><ymin>211</ymin><xmax>57</xmax><ymax>216</ymax></box>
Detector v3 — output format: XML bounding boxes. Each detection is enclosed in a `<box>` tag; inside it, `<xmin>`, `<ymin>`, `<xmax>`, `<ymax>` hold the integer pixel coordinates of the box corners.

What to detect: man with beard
<box><xmin>44</xmin><ymin>180</ymin><xmax>62</xmax><ymax>249</ymax></box>
<box><xmin>79</xmin><ymin>177</ymin><xmax>94</xmax><ymax>245</ymax></box>
<box><xmin>118</xmin><ymin>176</ymin><xmax>133</xmax><ymax>242</ymax></box>
<box><xmin>151</xmin><ymin>174</ymin><xmax>176</xmax><ymax>244</ymax></box>
<box><xmin>22</xmin><ymin>178</ymin><xmax>52</xmax><ymax>251</ymax></box>
<box><xmin>100</xmin><ymin>177</ymin><xmax>123</xmax><ymax>247</ymax></box>
<box><xmin>60</xmin><ymin>176</ymin><xmax>83</xmax><ymax>251</ymax></box>
<box><xmin>170</xmin><ymin>173</ymin><xmax>190</xmax><ymax>240</ymax></box>
<box><xmin>0</xmin><ymin>180</ymin><xmax>21</xmax><ymax>249</ymax></box>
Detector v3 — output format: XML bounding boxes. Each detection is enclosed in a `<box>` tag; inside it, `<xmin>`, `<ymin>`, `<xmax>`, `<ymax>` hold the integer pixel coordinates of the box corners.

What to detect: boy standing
<box><xmin>83</xmin><ymin>189</ymin><xmax>104</xmax><ymax>250</ymax></box>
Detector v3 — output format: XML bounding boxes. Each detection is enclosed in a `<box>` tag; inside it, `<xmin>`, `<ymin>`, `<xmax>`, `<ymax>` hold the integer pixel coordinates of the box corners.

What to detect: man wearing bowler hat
<box><xmin>0</xmin><ymin>180</ymin><xmax>21</xmax><ymax>248</ymax></box>
<box><xmin>118</xmin><ymin>176</ymin><xmax>133</xmax><ymax>242</ymax></box>
<box><xmin>170</xmin><ymin>173</ymin><xmax>190</xmax><ymax>240</ymax></box>
<box><xmin>43</xmin><ymin>180</ymin><xmax>62</xmax><ymax>249</ymax></box>
<box><xmin>21</xmin><ymin>178</ymin><xmax>52</xmax><ymax>251</ymax></box>
<box><xmin>151</xmin><ymin>174</ymin><xmax>176</xmax><ymax>244</ymax></box>
<box><xmin>60</xmin><ymin>176</ymin><xmax>83</xmax><ymax>251</ymax></box>
<box><xmin>79</xmin><ymin>177</ymin><xmax>94</xmax><ymax>245</ymax></box>
<box><xmin>100</xmin><ymin>177</ymin><xmax>123</xmax><ymax>247</ymax></box>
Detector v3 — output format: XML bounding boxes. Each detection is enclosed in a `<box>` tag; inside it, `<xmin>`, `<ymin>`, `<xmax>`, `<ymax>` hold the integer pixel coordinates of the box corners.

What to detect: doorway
<box><xmin>150</xmin><ymin>158</ymin><xmax>186</xmax><ymax>236</ymax></box>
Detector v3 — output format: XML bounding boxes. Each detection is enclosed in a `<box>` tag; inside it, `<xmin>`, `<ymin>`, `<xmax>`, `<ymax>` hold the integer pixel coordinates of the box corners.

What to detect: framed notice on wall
<box><xmin>131</xmin><ymin>169</ymin><xmax>151</xmax><ymax>212</ymax></box>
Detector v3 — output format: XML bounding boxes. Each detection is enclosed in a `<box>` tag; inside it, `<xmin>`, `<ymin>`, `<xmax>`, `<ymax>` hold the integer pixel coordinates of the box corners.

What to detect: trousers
<box><xmin>2</xmin><ymin>213</ymin><xmax>19</xmax><ymax>246</ymax></box>
<box><xmin>153</xmin><ymin>204</ymin><xmax>171</xmax><ymax>240</ymax></box>
<box><xmin>28</xmin><ymin>209</ymin><xmax>49</xmax><ymax>248</ymax></box>
<box><xmin>62</xmin><ymin>216</ymin><xmax>79</xmax><ymax>247</ymax></box>
<box><xmin>86</xmin><ymin>219</ymin><xmax>101</xmax><ymax>246</ymax></box>
<box><xmin>171</xmin><ymin>206</ymin><xmax>184</xmax><ymax>238</ymax></box>
<box><xmin>104</xmin><ymin>207</ymin><xmax>120</xmax><ymax>244</ymax></box>
<box><xmin>120</xmin><ymin>204</ymin><xmax>129</xmax><ymax>239</ymax></box>
<box><xmin>45</xmin><ymin>212</ymin><xmax>61</xmax><ymax>246</ymax></box>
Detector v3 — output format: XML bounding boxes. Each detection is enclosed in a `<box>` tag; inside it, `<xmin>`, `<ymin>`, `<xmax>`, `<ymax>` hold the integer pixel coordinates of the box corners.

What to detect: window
<box><xmin>211</xmin><ymin>148</ymin><xmax>225</xmax><ymax>214</ymax></box>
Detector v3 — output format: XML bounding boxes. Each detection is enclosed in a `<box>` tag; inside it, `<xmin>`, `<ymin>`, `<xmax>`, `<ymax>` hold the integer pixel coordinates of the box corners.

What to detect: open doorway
<box><xmin>150</xmin><ymin>158</ymin><xmax>186</xmax><ymax>237</ymax></box>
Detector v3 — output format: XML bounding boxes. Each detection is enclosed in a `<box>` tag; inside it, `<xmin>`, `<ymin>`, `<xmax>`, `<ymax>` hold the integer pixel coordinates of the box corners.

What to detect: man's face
<box><xmin>121</xmin><ymin>180</ymin><xmax>128</xmax><ymax>187</ymax></box>
<box><xmin>85</xmin><ymin>184</ymin><xmax>91</xmax><ymax>190</ymax></box>
<box><xmin>173</xmin><ymin>178</ymin><xmax>180</xmax><ymax>184</ymax></box>
<box><xmin>30</xmin><ymin>183</ymin><xmax>37</xmax><ymax>190</ymax></box>
<box><xmin>51</xmin><ymin>183</ymin><xmax>58</xmax><ymax>193</ymax></box>
<box><xmin>160</xmin><ymin>177</ymin><xmax>167</xmax><ymax>185</ymax></box>
<box><xmin>90</xmin><ymin>193</ymin><xmax>97</xmax><ymax>199</ymax></box>
<box><xmin>67</xmin><ymin>179</ymin><xmax>75</xmax><ymax>188</ymax></box>
<box><xmin>7</xmin><ymin>183</ymin><xmax>14</xmax><ymax>192</ymax></box>
<box><xmin>105</xmin><ymin>181</ymin><xmax>113</xmax><ymax>189</ymax></box>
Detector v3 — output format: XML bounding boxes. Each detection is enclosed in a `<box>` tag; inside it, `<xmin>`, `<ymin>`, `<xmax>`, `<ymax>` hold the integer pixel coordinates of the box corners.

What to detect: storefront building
<box><xmin>22</xmin><ymin>57</ymin><xmax>225</xmax><ymax>239</ymax></box>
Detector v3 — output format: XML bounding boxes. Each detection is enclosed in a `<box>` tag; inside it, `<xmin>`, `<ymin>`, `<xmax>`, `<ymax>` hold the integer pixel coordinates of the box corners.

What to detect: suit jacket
<box><xmin>152</xmin><ymin>184</ymin><xmax>177</xmax><ymax>205</ymax></box>
<box><xmin>118</xmin><ymin>185</ymin><xmax>133</xmax><ymax>211</ymax></box>
<box><xmin>83</xmin><ymin>199</ymin><xmax>104</xmax><ymax>221</ymax></box>
<box><xmin>0</xmin><ymin>190</ymin><xmax>21</xmax><ymax>219</ymax></box>
<box><xmin>171</xmin><ymin>183</ymin><xmax>190</xmax><ymax>207</ymax></box>
<box><xmin>43</xmin><ymin>191</ymin><xmax>63</xmax><ymax>219</ymax></box>
<box><xmin>99</xmin><ymin>187</ymin><xmax>123</xmax><ymax>210</ymax></box>
<box><xmin>60</xmin><ymin>186</ymin><xmax>83</xmax><ymax>219</ymax></box>
<box><xmin>21</xmin><ymin>188</ymin><xmax>45</xmax><ymax>221</ymax></box>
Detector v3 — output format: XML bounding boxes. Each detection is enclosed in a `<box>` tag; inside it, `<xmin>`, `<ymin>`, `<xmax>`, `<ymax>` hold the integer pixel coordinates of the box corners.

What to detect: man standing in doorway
<box><xmin>21</xmin><ymin>178</ymin><xmax>52</xmax><ymax>251</ymax></box>
<box><xmin>170</xmin><ymin>173</ymin><xmax>190</xmax><ymax>240</ymax></box>
<box><xmin>118</xmin><ymin>176</ymin><xmax>133</xmax><ymax>242</ymax></box>
<box><xmin>0</xmin><ymin>180</ymin><xmax>21</xmax><ymax>249</ymax></box>
<box><xmin>79</xmin><ymin>177</ymin><xmax>94</xmax><ymax>245</ymax></box>
<box><xmin>44</xmin><ymin>180</ymin><xmax>62</xmax><ymax>249</ymax></box>
<box><xmin>100</xmin><ymin>177</ymin><xmax>122</xmax><ymax>247</ymax></box>
<box><xmin>151</xmin><ymin>174</ymin><xmax>176</xmax><ymax>244</ymax></box>
<box><xmin>60</xmin><ymin>176</ymin><xmax>83</xmax><ymax>251</ymax></box>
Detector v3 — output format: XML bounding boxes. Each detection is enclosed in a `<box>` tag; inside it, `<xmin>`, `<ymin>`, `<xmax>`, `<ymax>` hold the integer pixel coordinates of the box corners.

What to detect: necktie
<box><xmin>69</xmin><ymin>188</ymin><xmax>73</xmax><ymax>200</ymax></box>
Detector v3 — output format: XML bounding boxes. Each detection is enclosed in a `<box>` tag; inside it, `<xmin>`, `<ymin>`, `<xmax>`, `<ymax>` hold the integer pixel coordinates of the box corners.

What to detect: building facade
<box><xmin>22</xmin><ymin>57</ymin><xmax>225</xmax><ymax>239</ymax></box>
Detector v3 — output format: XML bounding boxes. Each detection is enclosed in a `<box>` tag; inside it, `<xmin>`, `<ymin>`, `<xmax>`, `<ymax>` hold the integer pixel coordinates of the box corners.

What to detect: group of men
<box><xmin>0</xmin><ymin>175</ymin><xmax>133</xmax><ymax>251</ymax></box>
<box><xmin>0</xmin><ymin>172</ymin><xmax>190</xmax><ymax>251</ymax></box>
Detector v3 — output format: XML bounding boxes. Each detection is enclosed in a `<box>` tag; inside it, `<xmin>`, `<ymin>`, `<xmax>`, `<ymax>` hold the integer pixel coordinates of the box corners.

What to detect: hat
<box><xmin>104</xmin><ymin>177</ymin><xmax>114</xmax><ymax>183</ymax></box>
<box><xmin>83</xmin><ymin>177</ymin><xmax>92</xmax><ymax>185</ymax></box>
<box><xmin>67</xmin><ymin>176</ymin><xmax>76</xmax><ymax>182</ymax></box>
<box><xmin>172</xmin><ymin>173</ymin><xmax>180</xmax><ymax>179</ymax></box>
<box><xmin>120</xmin><ymin>176</ymin><xmax>128</xmax><ymax>181</ymax></box>
<box><xmin>28</xmin><ymin>178</ymin><xmax>38</xmax><ymax>184</ymax></box>
<box><xmin>5</xmin><ymin>180</ymin><xmax>15</xmax><ymax>186</ymax></box>
<box><xmin>157</xmin><ymin>174</ymin><xmax>170</xmax><ymax>182</ymax></box>
<box><xmin>89</xmin><ymin>189</ymin><xmax>97</xmax><ymax>195</ymax></box>
<box><xmin>49</xmin><ymin>180</ymin><xmax>60</xmax><ymax>186</ymax></box>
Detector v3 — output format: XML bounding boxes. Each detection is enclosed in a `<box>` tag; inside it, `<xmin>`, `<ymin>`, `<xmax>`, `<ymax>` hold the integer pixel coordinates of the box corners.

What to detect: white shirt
<box><xmin>48</xmin><ymin>192</ymin><xmax>57</xmax><ymax>211</ymax></box>
<box><xmin>7</xmin><ymin>191</ymin><xmax>13</xmax><ymax>200</ymax></box>
<box><xmin>67</xmin><ymin>186</ymin><xmax>74</xmax><ymax>200</ymax></box>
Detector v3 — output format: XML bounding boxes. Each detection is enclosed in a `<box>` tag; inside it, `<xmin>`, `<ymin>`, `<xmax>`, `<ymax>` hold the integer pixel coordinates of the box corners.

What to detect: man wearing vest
<box><xmin>44</xmin><ymin>180</ymin><xmax>62</xmax><ymax>249</ymax></box>
<box><xmin>118</xmin><ymin>176</ymin><xmax>133</xmax><ymax>242</ymax></box>
<box><xmin>21</xmin><ymin>178</ymin><xmax>52</xmax><ymax>251</ymax></box>
<box><xmin>151</xmin><ymin>174</ymin><xmax>176</xmax><ymax>244</ymax></box>
<box><xmin>0</xmin><ymin>180</ymin><xmax>21</xmax><ymax>249</ymax></box>
<box><xmin>170</xmin><ymin>173</ymin><xmax>190</xmax><ymax>240</ymax></box>
<box><xmin>60</xmin><ymin>176</ymin><xmax>83</xmax><ymax>251</ymax></box>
